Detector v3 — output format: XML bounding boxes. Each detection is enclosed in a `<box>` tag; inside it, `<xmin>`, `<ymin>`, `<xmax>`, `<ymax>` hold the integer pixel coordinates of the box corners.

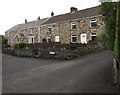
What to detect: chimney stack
<box><xmin>70</xmin><ymin>7</ymin><xmax>78</xmax><ymax>12</ymax></box>
<box><xmin>25</xmin><ymin>19</ymin><xmax>27</xmax><ymax>23</ymax></box>
<box><xmin>51</xmin><ymin>11</ymin><xmax>54</xmax><ymax>17</ymax></box>
<box><xmin>38</xmin><ymin>16</ymin><xmax>40</xmax><ymax>20</ymax></box>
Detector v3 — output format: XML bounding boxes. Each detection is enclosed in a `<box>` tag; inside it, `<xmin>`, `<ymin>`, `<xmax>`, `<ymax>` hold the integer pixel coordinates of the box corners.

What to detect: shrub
<box><xmin>97</xmin><ymin>31</ymin><xmax>105</xmax><ymax>40</ymax></box>
<box><xmin>16</xmin><ymin>41</ymin><xmax>26</xmax><ymax>49</ymax></box>
<box><xmin>99</xmin><ymin>2</ymin><xmax>117</xmax><ymax>50</ymax></box>
<box><xmin>0</xmin><ymin>38</ymin><xmax>8</xmax><ymax>45</ymax></box>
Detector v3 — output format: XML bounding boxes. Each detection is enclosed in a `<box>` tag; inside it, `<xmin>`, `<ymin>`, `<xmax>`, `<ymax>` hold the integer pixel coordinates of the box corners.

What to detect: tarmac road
<box><xmin>2</xmin><ymin>51</ymin><xmax>119</xmax><ymax>93</ymax></box>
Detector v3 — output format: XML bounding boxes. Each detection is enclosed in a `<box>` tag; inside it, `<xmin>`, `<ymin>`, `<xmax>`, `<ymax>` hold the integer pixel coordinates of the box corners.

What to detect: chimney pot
<box><xmin>25</xmin><ymin>19</ymin><xmax>27</xmax><ymax>23</ymax></box>
<box><xmin>51</xmin><ymin>11</ymin><xmax>54</xmax><ymax>17</ymax></box>
<box><xmin>38</xmin><ymin>16</ymin><xmax>40</xmax><ymax>20</ymax></box>
<box><xmin>70</xmin><ymin>7</ymin><xmax>78</xmax><ymax>12</ymax></box>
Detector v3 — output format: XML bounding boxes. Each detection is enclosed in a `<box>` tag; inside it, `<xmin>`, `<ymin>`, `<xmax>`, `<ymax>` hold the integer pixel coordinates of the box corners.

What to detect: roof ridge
<box><xmin>43</xmin><ymin>6</ymin><xmax>99</xmax><ymax>25</ymax></box>
<box><xmin>19</xmin><ymin>17</ymin><xmax>49</xmax><ymax>25</ymax></box>
<box><xmin>48</xmin><ymin>6</ymin><xmax>99</xmax><ymax>18</ymax></box>
<box><xmin>5</xmin><ymin>6</ymin><xmax>99</xmax><ymax>32</ymax></box>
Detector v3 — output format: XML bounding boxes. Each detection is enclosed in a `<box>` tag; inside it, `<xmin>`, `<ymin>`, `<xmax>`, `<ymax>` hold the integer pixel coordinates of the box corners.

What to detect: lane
<box><xmin>2</xmin><ymin>54</ymin><xmax>64</xmax><ymax>76</ymax></box>
<box><xmin>3</xmin><ymin>51</ymin><xmax>118</xmax><ymax>93</ymax></box>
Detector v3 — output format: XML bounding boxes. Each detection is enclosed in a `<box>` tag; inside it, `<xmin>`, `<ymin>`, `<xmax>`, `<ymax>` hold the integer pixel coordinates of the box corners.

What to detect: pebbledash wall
<box><xmin>5</xmin><ymin>6</ymin><xmax>105</xmax><ymax>45</ymax></box>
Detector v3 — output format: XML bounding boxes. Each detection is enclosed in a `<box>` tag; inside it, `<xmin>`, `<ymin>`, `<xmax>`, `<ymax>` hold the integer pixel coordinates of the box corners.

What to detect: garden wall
<box><xmin>14</xmin><ymin>49</ymin><xmax>35</xmax><ymax>57</ymax></box>
<box><xmin>2</xmin><ymin>41</ymin><xmax>106</xmax><ymax>60</ymax></box>
<box><xmin>37</xmin><ymin>42</ymin><xmax>106</xmax><ymax>59</ymax></box>
<box><xmin>2</xmin><ymin>48</ymin><xmax>14</xmax><ymax>55</ymax></box>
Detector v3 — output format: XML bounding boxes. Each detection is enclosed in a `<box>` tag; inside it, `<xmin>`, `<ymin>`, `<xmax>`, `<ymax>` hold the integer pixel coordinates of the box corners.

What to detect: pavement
<box><xmin>2</xmin><ymin>50</ymin><xmax>119</xmax><ymax>93</ymax></box>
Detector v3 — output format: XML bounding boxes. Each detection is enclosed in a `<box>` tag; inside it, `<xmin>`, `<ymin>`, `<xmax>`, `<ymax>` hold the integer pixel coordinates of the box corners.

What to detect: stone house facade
<box><xmin>5</xmin><ymin>6</ymin><xmax>104</xmax><ymax>45</ymax></box>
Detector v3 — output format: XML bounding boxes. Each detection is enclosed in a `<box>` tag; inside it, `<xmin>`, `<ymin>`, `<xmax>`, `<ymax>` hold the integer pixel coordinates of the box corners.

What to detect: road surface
<box><xmin>2</xmin><ymin>51</ymin><xmax>119</xmax><ymax>93</ymax></box>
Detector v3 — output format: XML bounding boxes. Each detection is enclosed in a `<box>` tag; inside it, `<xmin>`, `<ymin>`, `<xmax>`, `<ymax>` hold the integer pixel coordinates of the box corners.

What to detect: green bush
<box><xmin>99</xmin><ymin>2</ymin><xmax>117</xmax><ymax>50</ymax></box>
<box><xmin>97</xmin><ymin>32</ymin><xmax>105</xmax><ymax>40</ymax></box>
<box><xmin>0</xmin><ymin>38</ymin><xmax>8</xmax><ymax>45</ymax></box>
<box><xmin>16</xmin><ymin>41</ymin><xmax>26</xmax><ymax>49</ymax></box>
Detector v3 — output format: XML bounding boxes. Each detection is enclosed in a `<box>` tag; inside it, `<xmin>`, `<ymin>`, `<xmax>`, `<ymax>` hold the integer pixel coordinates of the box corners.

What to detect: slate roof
<box><xmin>43</xmin><ymin>6</ymin><xmax>100</xmax><ymax>25</ymax></box>
<box><xmin>6</xmin><ymin>18</ymin><xmax>49</xmax><ymax>32</ymax></box>
<box><xmin>6</xmin><ymin>6</ymin><xmax>100</xmax><ymax>33</ymax></box>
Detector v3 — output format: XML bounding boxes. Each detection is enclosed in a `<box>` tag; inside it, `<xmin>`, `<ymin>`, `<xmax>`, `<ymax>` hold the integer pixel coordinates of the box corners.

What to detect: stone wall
<box><xmin>14</xmin><ymin>49</ymin><xmax>35</xmax><ymax>57</ymax></box>
<box><xmin>37</xmin><ymin>41</ymin><xmax>106</xmax><ymax>59</ymax></box>
<box><xmin>2</xmin><ymin>41</ymin><xmax>106</xmax><ymax>60</ymax></box>
<box><xmin>39</xmin><ymin>16</ymin><xmax>104</xmax><ymax>44</ymax></box>
<box><xmin>6</xmin><ymin>16</ymin><xmax>104</xmax><ymax>45</ymax></box>
<box><xmin>2</xmin><ymin>48</ymin><xmax>14</xmax><ymax>55</ymax></box>
<box><xmin>6</xmin><ymin>27</ymin><xmax>39</xmax><ymax>45</ymax></box>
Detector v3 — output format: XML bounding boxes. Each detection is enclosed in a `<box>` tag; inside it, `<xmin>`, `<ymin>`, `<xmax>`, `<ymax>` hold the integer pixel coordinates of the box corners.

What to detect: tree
<box><xmin>114</xmin><ymin>1</ymin><xmax>120</xmax><ymax>61</ymax></box>
<box><xmin>99</xmin><ymin>2</ymin><xmax>117</xmax><ymax>50</ymax></box>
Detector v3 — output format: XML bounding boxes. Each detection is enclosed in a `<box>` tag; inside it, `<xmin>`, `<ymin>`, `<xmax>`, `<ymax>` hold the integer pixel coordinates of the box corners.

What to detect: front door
<box><xmin>81</xmin><ymin>33</ymin><xmax>87</xmax><ymax>44</ymax></box>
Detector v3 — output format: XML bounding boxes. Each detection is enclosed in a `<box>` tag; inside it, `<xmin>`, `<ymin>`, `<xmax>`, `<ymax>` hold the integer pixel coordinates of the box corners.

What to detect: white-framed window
<box><xmin>55</xmin><ymin>36</ymin><xmax>60</xmax><ymax>42</ymax></box>
<box><xmin>90</xmin><ymin>32</ymin><xmax>97</xmax><ymax>41</ymax></box>
<box><xmin>91</xmin><ymin>32</ymin><xmax>97</xmax><ymax>36</ymax></box>
<box><xmin>48</xmin><ymin>27</ymin><xmax>51</xmax><ymax>31</ymax></box>
<box><xmin>30</xmin><ymin>28</ymin><xmax>33</xmax><ymax>35</ymax></box>
<box><xmin>47</xmin><ymin>37</ymin><xmax>51</xmax><ymax>42</ymax></box>
<box><xmin>71</xmin><ymin>22</ymin><xmax>77</xmax><ymax>30</ymax></box>
<box><xmin>90</xmin><ymin>19</ymin><xmax>97</xmax><ymax>28</ymax></box>
<box><xmin>28</xmin><ymin>36</ymin><xmax>35</xmax><ymax>43</ymax></box>
<box><xmin>47</xmin><ymin>27</ymin><xmax>52</xmax><ymax>33</ymax></box>
<box><xmin>71</xmin><ymin>34</ymin><xmax>77</xmax><ymax>43</ymax></box>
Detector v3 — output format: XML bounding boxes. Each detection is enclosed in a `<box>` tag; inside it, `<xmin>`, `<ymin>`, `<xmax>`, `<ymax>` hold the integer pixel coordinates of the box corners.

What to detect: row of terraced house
<box><xmin>5</xmin><ymin>6</ymin><xmax>104</xmax><ymax>45</ymax></box>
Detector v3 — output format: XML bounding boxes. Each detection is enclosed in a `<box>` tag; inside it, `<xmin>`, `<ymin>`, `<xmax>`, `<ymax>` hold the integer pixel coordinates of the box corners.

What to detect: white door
<box><xmin>28</xmin><ymin>36</ymin><xmax>35</xmax><ymax>43</ymax></box>
<box><xmin>55</xmin><ymin>36</ymin><xmax>60</xmax><ymax>42</ymax></box>
<box><xmin>81</xmin><ymin>33</ymin><xmax>87</xmax><ymax>44</ymax></box>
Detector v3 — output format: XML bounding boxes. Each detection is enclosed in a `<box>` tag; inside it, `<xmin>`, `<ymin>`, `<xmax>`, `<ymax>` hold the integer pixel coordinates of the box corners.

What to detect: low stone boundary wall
<box><xmin>38</xmin><ymin>49</ymin><xmax>74</xmax><ymax>59</ymax></box>
<box><xmin>2</xmin><ymin>48</ymin><xmax>14</xmax><ymax>55</ymax></box>
<box><xmin>2</xmin><ymin>41</ymin><xmax>106</xmax><ymax>59</ymax></box>
<box><xmin>14</xmin><ymin>49</ymin><xmax>35</xmax><ymax>57</ymax></box>
<box><xmin>38</xmin><ymin>42</ymin><xmax>106</xmax><ymax>59</ymax></box>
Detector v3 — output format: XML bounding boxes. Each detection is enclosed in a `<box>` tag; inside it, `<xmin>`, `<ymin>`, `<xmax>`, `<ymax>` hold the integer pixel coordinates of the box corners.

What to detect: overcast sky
<box><xmin>0</xmin><ymin>0</ymin><xmax>101</xmax><ymax>35</ymax></box>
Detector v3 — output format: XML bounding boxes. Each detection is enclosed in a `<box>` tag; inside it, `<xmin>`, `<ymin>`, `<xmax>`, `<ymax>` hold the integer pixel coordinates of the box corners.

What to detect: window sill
<box><xmin>71</xmin><ymin>42</ymin><xmax>77</xmax><ymax>43</ymax></box>
<box><xmin>70</xmin><ymin>29</ymin><xmax>77</xmax><ymax>31</ymax></box>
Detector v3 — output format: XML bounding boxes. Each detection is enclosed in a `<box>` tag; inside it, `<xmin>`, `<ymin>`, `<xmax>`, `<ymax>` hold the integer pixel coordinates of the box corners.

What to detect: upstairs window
<box><xmin>48</xmin><ymin>27</ymin><xmax>51</xmax><ymax>31</ymax></box>
<box><xmin>71</xmin><ymin>22</ymin><xmax>77</xmax><ymax>30</ymax></box>
<box><xmin>30</xmin><ymin>28</ymin><xmax>33</xmax><ymax>35</ymax></box>
<box><xmin>47</xmin><ymin>27</ymin><xmax>52</xmax><ymax>34</ymax></box>
<box><xmin>90</xmin><ymin>19</ymin><xmax>97</xmax><ymax>28</ymax></box>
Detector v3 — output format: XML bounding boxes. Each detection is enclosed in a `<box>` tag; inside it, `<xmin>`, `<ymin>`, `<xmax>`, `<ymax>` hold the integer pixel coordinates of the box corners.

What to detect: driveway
<box><xmin>2</xmin><ymin>51</ymin><xmax>119</xmax><ymax>93</ymax></box>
